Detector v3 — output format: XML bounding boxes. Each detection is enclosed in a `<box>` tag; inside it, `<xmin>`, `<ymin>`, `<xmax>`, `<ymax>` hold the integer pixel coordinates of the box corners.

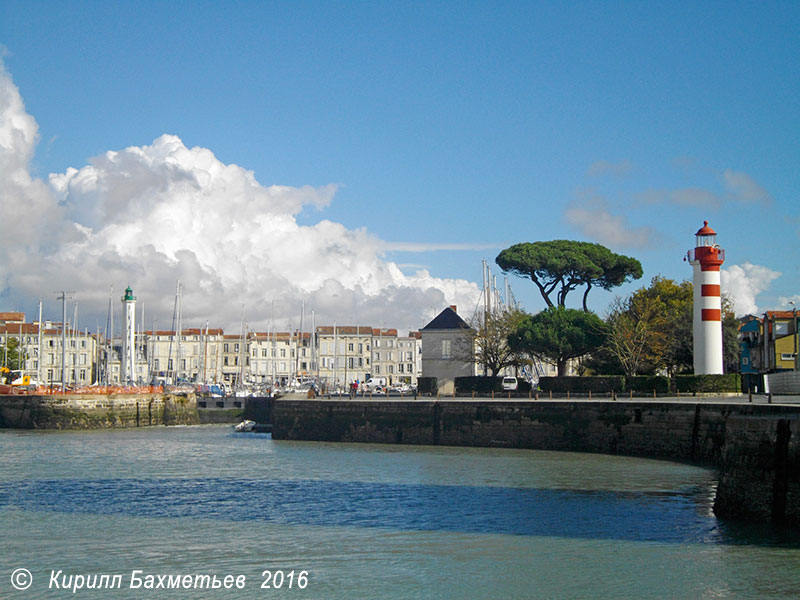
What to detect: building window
<box><xmin>781</xmin><ymin>353</ymin><xmax>795</xmax><ymax>361</ymax></box>
<box><xmin>389</xmin><ymin>365</ymin><xmax>394</xmax><ymax>374</ymax></box>
<box><xmin>224</xmin><ymin>343</ymin><xmax>229</xmax><ymax>352</ymax></box>
<box><xmin>399</xmin><ymin>364</ymin><xmax>404</xmax><ymax>373</ymax></box>
<box><xmin>375</xmin><ymin>365</ymin><xmax>381</xmax><ymax>374</ymax></box>
<box><xmin>442</xmin><ymin>340</ymin><xmax>451</xmax><ymax>359</ymax></box>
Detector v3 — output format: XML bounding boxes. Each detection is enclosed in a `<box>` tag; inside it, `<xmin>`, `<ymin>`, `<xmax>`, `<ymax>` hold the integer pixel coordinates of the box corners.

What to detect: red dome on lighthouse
<box><xmin>695</xmin><ymin>220</ymin><xmax>716</xmax><ymax>236</ymax></box>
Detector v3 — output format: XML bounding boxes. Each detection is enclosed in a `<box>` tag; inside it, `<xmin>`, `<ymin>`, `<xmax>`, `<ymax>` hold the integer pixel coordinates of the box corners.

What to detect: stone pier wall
<box><xmin>714</xmin><ymin>415</ymin><xmax>800</xmax><ymax>525</ymax></box>
<box><xmin>0</xmin><ymin>393</ymin><xmax>199</xmax><ymax>429</ymax></box>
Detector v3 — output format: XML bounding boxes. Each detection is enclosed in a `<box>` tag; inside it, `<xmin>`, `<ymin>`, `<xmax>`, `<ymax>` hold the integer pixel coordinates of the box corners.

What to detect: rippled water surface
<box><xmin>1</xmin><ymin>425</ymin><xmax>798</xmax><ymax>599</ymax></box>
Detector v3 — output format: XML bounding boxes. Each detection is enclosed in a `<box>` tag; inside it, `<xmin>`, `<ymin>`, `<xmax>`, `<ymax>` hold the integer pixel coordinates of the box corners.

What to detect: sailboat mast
<box><xmin>176</xmin><ymin>282</ymin><xmax>182</xmax><ymax>382</ymax></box>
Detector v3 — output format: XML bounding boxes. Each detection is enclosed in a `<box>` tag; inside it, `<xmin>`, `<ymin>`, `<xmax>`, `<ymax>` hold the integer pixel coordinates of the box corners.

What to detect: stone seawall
<box><xmin>273</xmin><ymin>398</ymin><xmax>800</xmax><ymax>524</ymax></box>
<box><xmin>0</xmin><ymin>393</ymin><xmax>200</xmax><ymax>429</ymax></box>
<box><xmin>714</xmin><ymin>415</ymin><xmax>800</xmax><ymax>524</ymax></box>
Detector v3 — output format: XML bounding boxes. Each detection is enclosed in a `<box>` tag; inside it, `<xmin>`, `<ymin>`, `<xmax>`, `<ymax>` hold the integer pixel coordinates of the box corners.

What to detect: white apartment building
<box><xmin>146</xmin><ymin>328</ymin><xmax>225</xmax><ymax>384</ymax></box>
<box><xmin>0</xmin><ymin>318</ymin><xmax>97</xmax><ymax>387</ymax></box>
<box><xmin>315</xmin><ymin>326</ymin><xmax>421</xmax><ymax>388</ymax></box>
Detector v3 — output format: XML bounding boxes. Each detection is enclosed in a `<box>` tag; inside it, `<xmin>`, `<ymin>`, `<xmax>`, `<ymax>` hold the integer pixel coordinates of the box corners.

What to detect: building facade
<box><xmin>738</xmin><ymin>310</ymin><xmax>799</xmax><ymax>375</ymax></box>
<box><xmin>420</xmin><ymin>306</ymin><xmax>476</xmax><ymax>395</ymax></box>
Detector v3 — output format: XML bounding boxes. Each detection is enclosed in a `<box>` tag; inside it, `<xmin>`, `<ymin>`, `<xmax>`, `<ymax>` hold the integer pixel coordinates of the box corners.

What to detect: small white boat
<box><xmin>234</xmin><ymin>420</ymin><xmax>256</xmax><ymax>432</ymax></box>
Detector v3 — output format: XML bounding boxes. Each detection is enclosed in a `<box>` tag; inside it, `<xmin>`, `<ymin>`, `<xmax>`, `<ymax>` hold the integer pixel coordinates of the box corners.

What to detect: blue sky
<box><xmin>0</xmin><ymin>1</ymin><xmax>798</xmax><ymax>332</ymax></box>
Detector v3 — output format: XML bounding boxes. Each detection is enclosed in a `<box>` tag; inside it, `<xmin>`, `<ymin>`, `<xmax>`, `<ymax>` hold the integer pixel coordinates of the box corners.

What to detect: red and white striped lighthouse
<box><xmin>686</xmin><ymin>221</ymin><xmax>725</xmax><ymax>374</ymax></box>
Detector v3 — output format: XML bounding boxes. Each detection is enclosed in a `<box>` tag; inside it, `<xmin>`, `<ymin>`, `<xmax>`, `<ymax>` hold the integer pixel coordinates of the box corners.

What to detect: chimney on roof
<box><xmin>449</xmin><ymin>305</ymin><xmax>457</xmax><ymax>313</ymax></box>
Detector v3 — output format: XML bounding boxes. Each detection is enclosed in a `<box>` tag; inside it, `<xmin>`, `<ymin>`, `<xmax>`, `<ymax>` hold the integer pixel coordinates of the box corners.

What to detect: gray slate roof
<box><xmin>421</xmin><ymin>307</ymin><xmax>471</xmax><ymax>330</ymax></box>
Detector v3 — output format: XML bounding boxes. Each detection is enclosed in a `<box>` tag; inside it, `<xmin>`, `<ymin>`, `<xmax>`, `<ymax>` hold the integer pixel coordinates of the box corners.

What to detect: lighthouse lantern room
<box><xmin>686</xmin><ymin>221</ymin><xmax>725</xmax><ymax>375</ymax></box>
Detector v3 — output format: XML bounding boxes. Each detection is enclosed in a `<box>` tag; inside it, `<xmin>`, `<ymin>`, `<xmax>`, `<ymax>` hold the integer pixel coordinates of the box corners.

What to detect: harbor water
<box><xmin>1</xmin><ymin>425</ymin><xmax>799</xmax><ymax>599</ymax></box>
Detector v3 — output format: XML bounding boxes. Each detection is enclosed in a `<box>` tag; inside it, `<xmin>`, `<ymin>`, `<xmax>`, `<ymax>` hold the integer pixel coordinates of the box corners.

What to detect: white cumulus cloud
<box><xmin>721</xmin><ymin>262</ymin><xmax>781</xmax><ymax>316</ymax></box>
<box><xmin>0</xmin><ymin>62</ymin><xmax>479</xmax><ymax>333</ymax></box>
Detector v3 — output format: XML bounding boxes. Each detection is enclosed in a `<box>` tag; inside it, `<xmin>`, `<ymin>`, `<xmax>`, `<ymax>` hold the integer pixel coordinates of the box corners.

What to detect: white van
<box><xmin>363</xmin><ymin>377</ymin><xmax>387</xmax><ymax>392</ymax></box>
<box><xmin>502</xmin><ymin>376</ymin><xmax>518</xmax><ymax>391</ymax></box>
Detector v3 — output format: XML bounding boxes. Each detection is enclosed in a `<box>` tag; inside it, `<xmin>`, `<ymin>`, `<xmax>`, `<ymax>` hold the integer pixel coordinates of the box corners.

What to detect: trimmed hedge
<box><xmin>417</xmin><ymin>377</ymin><xmax>438</xmax><ymax>395</ymax></box>
<box><xmin>626</xmin><ymin>376</ymin><xmax>670</xmax><ymax>394</ymax></box>
<box><xmin>539</xmin><ymin>376</ymin><xmax>625</xmax><ymax>393</ymax></box>
<box><xmin>674</xmin><ymin>373</ymin><xmax>741</xmax><ymax>393</ymax></box>
<box><xmin>455</xmin><ymin>376</ymin><xmax>503</xmax><ymax>393</ymax></box>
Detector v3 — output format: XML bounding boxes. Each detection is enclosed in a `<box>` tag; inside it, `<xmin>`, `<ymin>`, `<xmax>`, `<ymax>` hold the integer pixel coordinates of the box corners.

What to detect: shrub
<box><xmin>417</xmin><ymin>377</ymin><xmax>438</xmax><ymax>396</ymax></box>
<box><xmin>674</xmin><ymin>374</ymin><xmax>741</xmax><ymax>393</ymax></box>
<box><xmin>626</xmin><ymin>376</ymin><xmax>670</xmax><ymax>394</ymax></box>
<box><xmin>455</xmin><ymin>376</ymin><xmax>503</xmax><ymax>393</ymax></box>
<box><xmin>538</xmin><ymin>376</ymin><xmax>625</xmax><ymax>393</ymax></box>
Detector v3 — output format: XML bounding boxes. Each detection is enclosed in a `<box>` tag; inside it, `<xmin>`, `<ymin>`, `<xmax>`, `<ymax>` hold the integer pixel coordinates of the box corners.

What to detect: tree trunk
<box><xmin>582</xmin><ymin>284</ymin><xmax>592</xmax><ymax>311</ymax></box>
<box><xmin>557</xmin><ymin>359</ymin><xmax>567</xmax><ymax>377</ymax></box>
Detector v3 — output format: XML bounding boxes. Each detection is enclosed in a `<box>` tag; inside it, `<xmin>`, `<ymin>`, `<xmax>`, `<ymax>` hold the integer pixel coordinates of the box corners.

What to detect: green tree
<box><xmin>496</xmin><ymin>240</ymin><xmax>642</xmax><ymax>311</ymax></box>
<box><xmin>597</xmin><ymin>276</ymin><xmax>740</xmax><ymax>376</ymax></box>
<box><xmin>1</xmin><ymin>336</ymin><xmax>23</xmax><ymax>370</ymax></box>
<box><xmin>721</xmin><ymin>296</ymin><xmax>740</xmax><ymax>374</ymax></box>
<box><xmin>465</xmin><ymin>308</ymin><xmax>527</xmax><ymax>377</ymax></box>
<box><xmin>602</xmin><ymin>293</ymin><xmax>668</xmax><ymax>376</ymax></box>
<box><xmin>508</xmin><ymin>306</ymin><xmax>607</xmax><ymax>376</ymax></box>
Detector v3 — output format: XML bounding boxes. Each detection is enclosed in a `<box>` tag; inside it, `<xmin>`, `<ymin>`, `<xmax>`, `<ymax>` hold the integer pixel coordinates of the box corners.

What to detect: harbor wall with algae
<box><xmin>0</xmin><ymin>393</ymin><xmax>200</xmax><ymax>429</ymax></box>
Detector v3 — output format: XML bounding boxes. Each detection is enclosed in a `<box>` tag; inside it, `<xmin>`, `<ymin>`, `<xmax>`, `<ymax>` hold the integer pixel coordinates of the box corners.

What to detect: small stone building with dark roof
<box><xmin>420</xmin><ymin>305</ymin><xmax>475</xmax><ymax>394</ymax></box>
